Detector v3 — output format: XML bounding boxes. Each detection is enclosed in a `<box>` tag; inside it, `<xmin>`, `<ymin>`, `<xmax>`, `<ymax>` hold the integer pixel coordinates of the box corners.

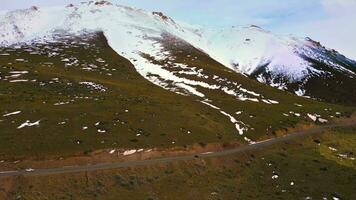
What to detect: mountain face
<box><xmin>0</xmin><ymin>1</ymin><xmax>354</xmax><ymax>158</ymax></box>
<box><xmin>1</xmin><ymin>2</ymin><xmax>356</xmax><ymax>199</ymax></box>
<box><xmin>0</xmin><ymin>1</ymin><xmax>355</xmax><ymax>106</ymax></box>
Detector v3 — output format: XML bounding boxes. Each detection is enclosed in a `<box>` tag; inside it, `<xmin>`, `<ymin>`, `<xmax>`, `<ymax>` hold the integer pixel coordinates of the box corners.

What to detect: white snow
<box><xmin>54</xmin><ymin>101</ymin><xmax>70</xmax><ymax>106</ymax></box>
<box><xmin>307</xmin><ymin>113</ymin><xmax>318</xmax><ymax>122</ymax></box>
<box><xmin>9</xmin><ymin>71</ymin><xmax>28</xmax><ymax>74</ymax></box>
<box><xmin>25</xmin><ymin>168</ymin><xmax>35</xmax><ymax>172</ymax></box>
<box><xmin>290</xmin><ymin>111</ymin><xmax>301</xmax><ymax>117</ymax></box>
<box><xmin>244</xmin><ymin>137</ymin><xmax>256</xmax><ymax>144</ymax></box>
<box><xmin>97</xmin><ymin>129</ymin><xmax>106</xmax><ymax>133</ymax></box>
<box><xmin>318</xmin><ymin>118</ymin><xmax>328</xmax><ymax>123</ymax></box>
<box><xmin>3</xmin><ymin>111</ymin><xmax>21</xmax><ymax>117</ymax></box>
<box><xmin>262</xmin><ymin>99</ymin><xmax>279</xmax><ymax>104</ymax></box>
<box><xmin>79</xmin><ymin>81</ymin><xmax>107</xmax><ymax>92</ymax></box>
<box><xmin>201</xmin><ymin>99</ymin><xmax>248</xmax><ymax>135</ymax></box>
<box><xmin>267</xmin><ymin>99</ymin><xmax>279</xmax><ymax>104</ymax></box>
<box><xmin>200</xmin><ymin>100</ymin><xmax>220</xmax><ymax>110</ymax></box>
<box><xmin>328</xmin><ymin>146</ymin><xmax>337</xmax><ymax>152</ymax></box>
<box><xmin>192</xmin><ymin>26</ymin><xmax>332</xmax><ymax>84</ymax></box>
<box><xmin>295</xmin><ymin>88</ymin><xmax>306</xmax><ymax>97</ymax></box>
<box><xmin>9</xmin><ymin>79</ymin><xmax>28</xmax><ymax>83</ymax></box>
<box><xmin>262</xmin><ymin>99</ymin><xmax>271</xmax><ymax>104</ymax></box>
<box><xmin>123</xmin><ymin>149</ymin><xmax>137</xmax><ymax>156</ymax></box>
<box><xmin>17</xmin><ymin>120</ymin><xmax>40</xmax><ymax>129</ymax></box>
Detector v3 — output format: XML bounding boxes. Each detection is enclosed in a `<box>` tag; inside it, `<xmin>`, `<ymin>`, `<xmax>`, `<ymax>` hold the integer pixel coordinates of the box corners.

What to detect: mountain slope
<box><xmin>0</xmin><ymin>1</ymin><xmax>355</xmax><ymax>159</ymax></box>
<box><xmin>0</xmin><ymin>2</ymin><xmax>355</xmax><ymax>105</ymax></box>
<box><xmin>194</xmin><ymin>27</ymin><xmax>356</xmax><ymax>105</ymax></box>
<box><xmin>0</xmin><ymin>31</ymin><xmax>352</xmax><ymax>159</ymax></box>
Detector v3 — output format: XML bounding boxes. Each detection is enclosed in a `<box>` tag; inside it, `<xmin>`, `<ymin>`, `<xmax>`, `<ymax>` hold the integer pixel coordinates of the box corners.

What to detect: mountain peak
<box><xmin>93</xmin><ymin>0</ymin><xmax>113</xmax><ymax>6</ymax></box>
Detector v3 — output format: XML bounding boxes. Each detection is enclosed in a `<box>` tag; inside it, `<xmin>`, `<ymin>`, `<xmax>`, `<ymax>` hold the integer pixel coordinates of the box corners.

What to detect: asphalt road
<box><xmin>0</xmin><ymin>122</ymin><xmax>355</xmax><ymax>178</ymax></box>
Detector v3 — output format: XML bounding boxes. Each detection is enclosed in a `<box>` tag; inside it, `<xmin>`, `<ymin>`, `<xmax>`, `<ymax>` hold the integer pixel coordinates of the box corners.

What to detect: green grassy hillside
<box><xmin>1</xmin><ymin>126</ymin><xmax>355</xmax><ymax>200</ymax></box>
<box><xmin>0</xmin><ymin>32</ymin><xmax>353</xmax><ymax>160</ymax></box>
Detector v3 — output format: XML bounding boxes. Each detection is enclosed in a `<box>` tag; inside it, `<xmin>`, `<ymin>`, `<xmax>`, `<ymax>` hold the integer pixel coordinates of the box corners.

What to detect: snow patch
<box><xmin>3</xmin><ymin>111</ymin><xmax>21</xmax><ymax>117</ymax></box>
<box><xmin>17</xmin><ymin>120</ymin><xmax>41</xmax><ymax>129</ymax></box>
<box><xmin>123</xmin><ymin>149</ymin><xmax>137</xmax><ymax>156</ymax></box>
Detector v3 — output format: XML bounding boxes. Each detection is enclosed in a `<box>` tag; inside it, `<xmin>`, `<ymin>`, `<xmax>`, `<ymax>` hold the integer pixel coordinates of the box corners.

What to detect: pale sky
<box><xmin>2</xmin><ymin>0</ymin><xmax>356</xmax><ymax>60</ymax></box>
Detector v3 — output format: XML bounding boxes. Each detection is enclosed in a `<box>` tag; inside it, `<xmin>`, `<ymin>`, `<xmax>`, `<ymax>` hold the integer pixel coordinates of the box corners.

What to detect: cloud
<box><xmin>321</xmin><ymin>0</ymin><xmax>356</xmax><ymax>15</ymax></box>
<box><xmin>273</xmin><ymin>0</ymin><xmax>356</xmax><ymax>60</ymax></box>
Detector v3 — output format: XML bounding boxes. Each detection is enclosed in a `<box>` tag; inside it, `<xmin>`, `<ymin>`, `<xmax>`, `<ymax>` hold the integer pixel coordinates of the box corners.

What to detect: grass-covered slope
<box><xmin>1</xmin><ymin>126</ymin><xmax>355</xmax><ymax>200</ymax></box>
<box><xmin>0</xmin><ymin>32</ymin><xmax>353</xmax><ymax>160</ymax></box>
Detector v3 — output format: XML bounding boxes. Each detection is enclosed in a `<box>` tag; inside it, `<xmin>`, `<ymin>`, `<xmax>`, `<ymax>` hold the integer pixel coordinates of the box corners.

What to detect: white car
<box><xmin>25</xmin><ymin>168</ymin><xmax>35</xmax><ymax>172</ymax></box>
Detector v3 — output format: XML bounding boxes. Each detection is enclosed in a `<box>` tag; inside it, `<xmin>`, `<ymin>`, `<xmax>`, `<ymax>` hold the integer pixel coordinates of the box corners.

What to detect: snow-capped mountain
<box><xmin>0</xmin><ymin>1</ymin><xmax>355</xmax><ymax>105</ymax></box>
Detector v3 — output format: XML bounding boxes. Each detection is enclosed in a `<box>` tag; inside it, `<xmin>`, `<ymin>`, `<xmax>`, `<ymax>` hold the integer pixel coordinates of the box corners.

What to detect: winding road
<box><xmin>0</xmin><ymin>122</ymin><xmax>355</xmax><ymax>178</ymax></box>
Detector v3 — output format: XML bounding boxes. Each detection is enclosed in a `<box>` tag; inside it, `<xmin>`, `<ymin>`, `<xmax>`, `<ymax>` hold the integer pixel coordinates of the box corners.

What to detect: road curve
<box><xmin>0</xmin><ymin>122</ymin><xmax>355</xmax><ymax>178</ymax></box>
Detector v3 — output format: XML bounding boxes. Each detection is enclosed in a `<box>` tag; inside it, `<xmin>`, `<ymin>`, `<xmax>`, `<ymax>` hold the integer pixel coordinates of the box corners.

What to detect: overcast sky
<box><xmin>2</xmin><ymin>0</ymin><xmax>356</xmax><ymax>60</ymax></box>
